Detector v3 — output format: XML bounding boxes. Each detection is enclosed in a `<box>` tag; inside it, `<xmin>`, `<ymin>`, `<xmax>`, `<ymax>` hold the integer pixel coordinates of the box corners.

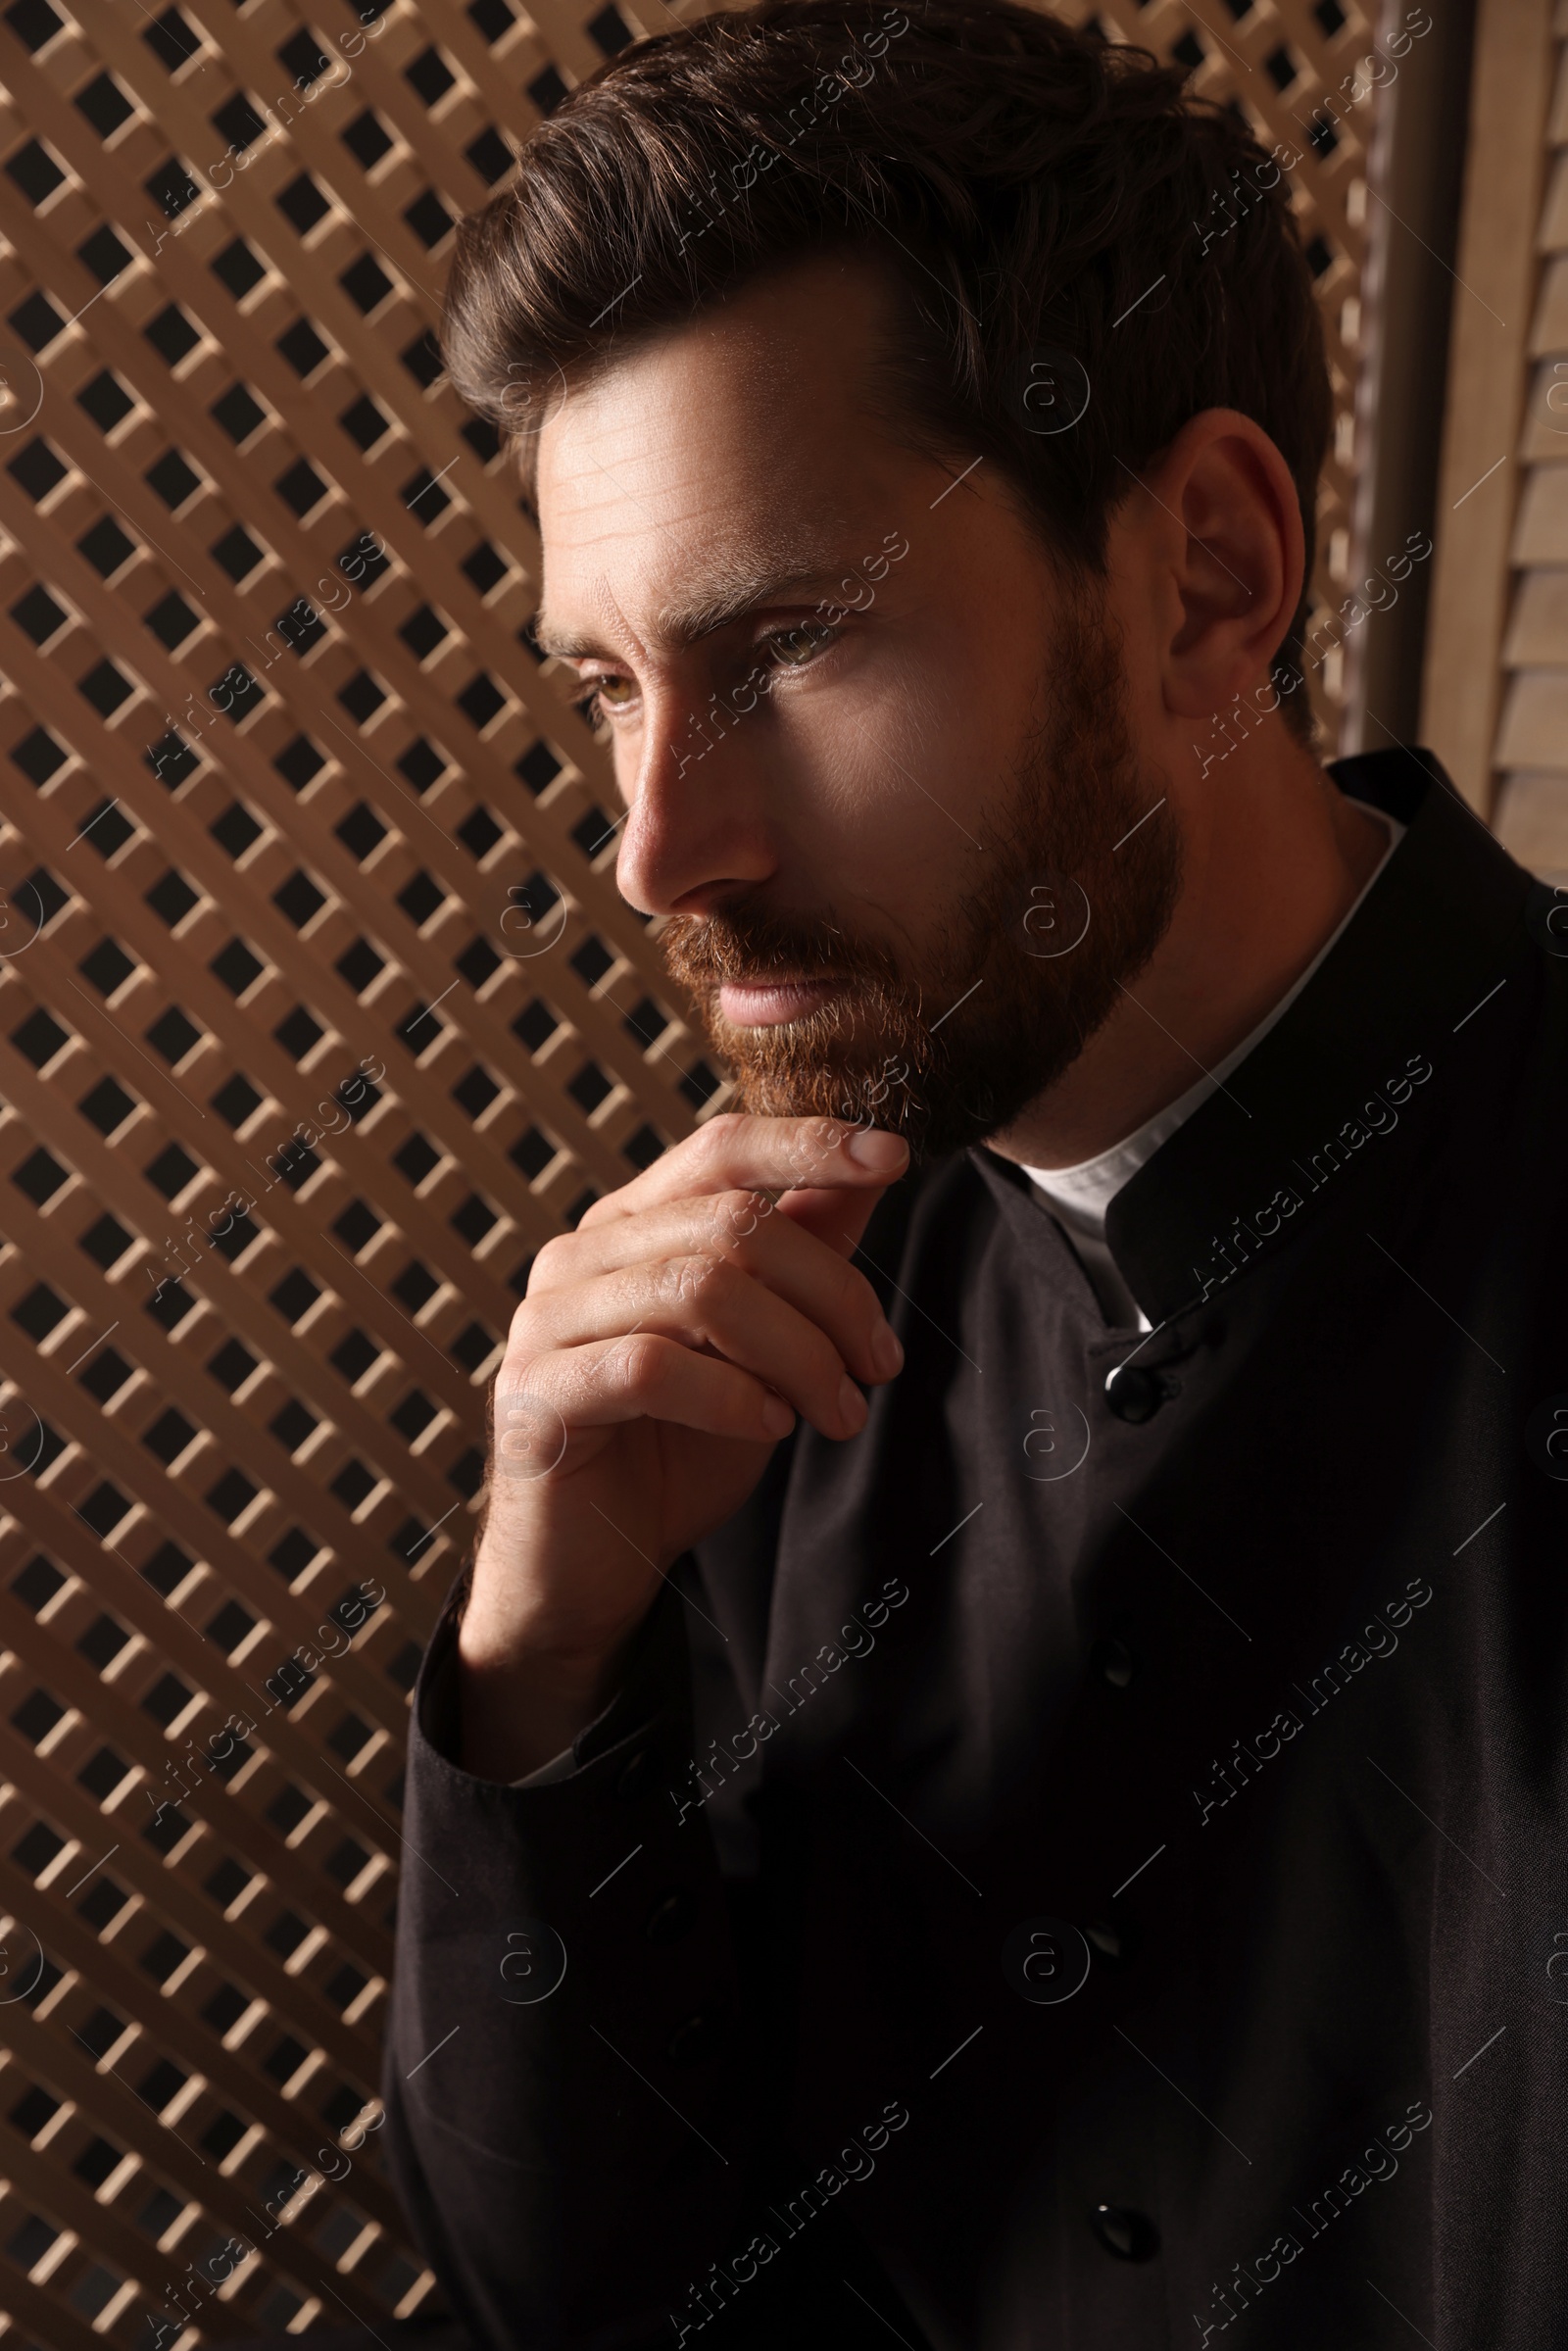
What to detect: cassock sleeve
<box><xmin>379</xmin><ymin>1553</ymin><xmax>755</xmax><ymax>2351</ymax></box>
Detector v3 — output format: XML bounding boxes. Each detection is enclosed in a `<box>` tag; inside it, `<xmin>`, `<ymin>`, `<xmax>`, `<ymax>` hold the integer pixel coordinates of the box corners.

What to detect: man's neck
<box><xmin>988</xmin><ymin>735</ymin><xmax>1392</xmax><ymax>1174</ymax></box>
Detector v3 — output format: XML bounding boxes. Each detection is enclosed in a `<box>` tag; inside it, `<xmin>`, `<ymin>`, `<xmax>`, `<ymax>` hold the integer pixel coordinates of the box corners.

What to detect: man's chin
<box><xmin>718</xmin><ymin>1018</ymin><xmax>1110</xmax><ymax>1163</ymax></box>
<box><xmin>694</xmin><ymin>990</ymin><xmax>909</xmax><ymax>1116</ymax></box>
<box><xmin>720</xmin><ymin>1055</ymin><xmax>1019</xmax><ymax>1166</ymax></box>
<box><xmin>721</xmin><ymin>1054</ymin><xmax>906</xmax><ymax>1129</ymax></box>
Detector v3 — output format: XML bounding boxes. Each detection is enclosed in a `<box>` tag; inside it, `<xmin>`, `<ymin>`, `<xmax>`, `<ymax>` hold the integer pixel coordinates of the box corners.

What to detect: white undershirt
<box><xmin>1018</xmin><ymin>799</ymin><xmax>1406</xmax><ymax>1329</ymax></box>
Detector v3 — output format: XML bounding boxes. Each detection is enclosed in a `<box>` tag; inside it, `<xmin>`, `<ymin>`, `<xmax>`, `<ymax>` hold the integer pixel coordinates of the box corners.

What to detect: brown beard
<box><xmin>658</xmin><ymin>577</ymin><xmax>1185</xmax><ymax>1164</ymax></box>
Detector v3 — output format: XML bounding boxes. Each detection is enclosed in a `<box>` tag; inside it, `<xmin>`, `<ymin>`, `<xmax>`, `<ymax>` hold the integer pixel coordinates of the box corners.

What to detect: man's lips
<box><xmin>716</xmin><ymin>975</ymin><xmax>844</xmax><ymax>1027</ymax></box>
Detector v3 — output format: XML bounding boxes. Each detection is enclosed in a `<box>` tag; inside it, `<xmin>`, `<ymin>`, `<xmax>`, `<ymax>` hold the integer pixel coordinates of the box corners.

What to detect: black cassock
<box><xmin>376</xmin><ymin>746</ymin><xmax>1568</xmax><ymax>2351</ymax></box>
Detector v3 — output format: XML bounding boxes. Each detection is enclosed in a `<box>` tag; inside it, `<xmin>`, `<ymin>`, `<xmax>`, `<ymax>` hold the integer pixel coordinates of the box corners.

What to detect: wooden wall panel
<box><xmin>0</xmin><ymin>0</ymin><xmax>1387</xmax><ymax>2336</ymax></box>
<box><xmin>1420</xmin><ymin>0</ymin><xmax>1558</xmax><ymax>823</ymax></box>
<box><xmin>1490</xmin><ymin>0</ymin><xmax>1568</xmax><ymax>873</ymax></box>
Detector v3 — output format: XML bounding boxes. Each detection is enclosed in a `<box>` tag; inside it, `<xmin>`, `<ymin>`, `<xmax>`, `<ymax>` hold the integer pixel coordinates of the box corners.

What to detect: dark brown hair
<box><xmin>442</xmin><ymin>0</ymin><xmax>1333</xmax><ymax>739</ymax></box>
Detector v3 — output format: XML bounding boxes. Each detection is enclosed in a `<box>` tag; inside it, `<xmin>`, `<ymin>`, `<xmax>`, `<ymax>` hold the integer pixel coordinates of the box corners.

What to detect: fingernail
<box><xmin>761</xmin><ymin>1394</ymin><xmax>796</xmax><ymax>1438</ymax></box>
<box><xmin>871</xmin><ymin>1322</ymin><xmax>905</xmax><ymax>1379</ymax></box>
<box><xmin>846</xmin><ymin>1127</ymin><xmax>908</xmax><ymax>1171</ymax></box>
<box><xmin>839</xmin><ymin>1375</ymin><xmax>867</xmax><ymax>1431</ymax></box>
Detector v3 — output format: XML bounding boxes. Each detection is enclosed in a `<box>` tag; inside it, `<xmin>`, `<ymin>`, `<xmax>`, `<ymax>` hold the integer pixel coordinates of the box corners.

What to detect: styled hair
<box><xmin>442</xmin><ymin>0</ymin><xmax>1333</xmax><ymax>740</ymax></box>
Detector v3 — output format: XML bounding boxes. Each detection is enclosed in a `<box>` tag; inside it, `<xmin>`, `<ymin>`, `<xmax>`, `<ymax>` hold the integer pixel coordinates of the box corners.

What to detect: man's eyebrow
<box><xmin>530</xmin><ymin>553</ymin><xmax>862</xmax><ymax>661</ymax></box>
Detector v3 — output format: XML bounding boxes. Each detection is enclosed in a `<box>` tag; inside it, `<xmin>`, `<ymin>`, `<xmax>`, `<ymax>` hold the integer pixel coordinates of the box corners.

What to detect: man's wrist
<box><xmin>453</xmin><ymin>1618</ymin><xmax>637</xmax><ymax>1783</ymax></box>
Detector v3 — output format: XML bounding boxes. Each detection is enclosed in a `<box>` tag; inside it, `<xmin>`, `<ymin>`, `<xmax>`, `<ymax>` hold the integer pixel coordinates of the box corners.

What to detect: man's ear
<box><xmin>1124</xmin><ymin>408</ymin><xmax>1305</xmax><ymax>721</ymax></box>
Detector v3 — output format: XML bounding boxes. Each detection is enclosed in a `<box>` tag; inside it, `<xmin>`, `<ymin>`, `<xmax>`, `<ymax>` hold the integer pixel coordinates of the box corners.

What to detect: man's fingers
<box><xmin>576</xmin><ymin>1111</ymin><xmax>908</xmax><ymax>1228</ymax></box>
<box><xmin>522</xmin><ymin>1194</ymin><xmax>900</xmax><ymax>1386</ymax></box>
<box><xmin>507</xmin><ymin>1333</ymin><xmax>798</xmax><ymax>1445</ymax></box>
<box><xmin>510</xmin><ymin>1253</ymin><xmax>877</xmax><ymax>1440</ymax></box>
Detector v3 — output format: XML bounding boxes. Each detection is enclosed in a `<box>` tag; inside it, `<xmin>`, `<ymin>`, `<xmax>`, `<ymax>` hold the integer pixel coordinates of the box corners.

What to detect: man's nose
<box><xmin>613</xmin><ymin>679</ymin><xmax>777</xmax><ymax>918</ymax></box>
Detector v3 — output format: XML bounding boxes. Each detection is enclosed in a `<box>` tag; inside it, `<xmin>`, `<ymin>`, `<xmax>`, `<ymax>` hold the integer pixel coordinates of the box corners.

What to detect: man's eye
<box><xmin>569</xmin><ymin>675</ymin><xmax>636</xmax><ymax>724</ymax></box>
<box><xmin>764</xmin><ymin>620</ymin><xmax>838</xmax><ymax>667</ymax></box>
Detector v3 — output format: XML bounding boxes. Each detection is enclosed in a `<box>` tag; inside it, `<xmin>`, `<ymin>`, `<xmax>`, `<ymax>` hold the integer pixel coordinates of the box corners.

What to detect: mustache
<box><xmin>659</xmin><ymin>903</ymin><xmax>905</xmax><ymax>992</ymax></box>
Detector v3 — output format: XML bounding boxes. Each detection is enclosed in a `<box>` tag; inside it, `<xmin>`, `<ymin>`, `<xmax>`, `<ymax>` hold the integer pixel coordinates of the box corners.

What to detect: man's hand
<box><xmin>456</xmin><ymin>1112</ymin><xmax>909</xmax><ymax>1780</ymax></box>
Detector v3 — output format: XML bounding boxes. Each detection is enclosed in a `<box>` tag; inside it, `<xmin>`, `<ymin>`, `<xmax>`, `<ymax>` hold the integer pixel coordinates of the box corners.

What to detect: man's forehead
<box><xmin>528</xmin><ymin>266</ymin><xmax>905</xmax><ymax>659</ymax></box>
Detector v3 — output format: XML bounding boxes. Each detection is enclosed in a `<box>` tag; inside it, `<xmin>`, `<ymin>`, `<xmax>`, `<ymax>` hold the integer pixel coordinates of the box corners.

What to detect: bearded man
<box><xmin>357</xmin><ymin>4</ymin><xmax>1568</xmax><ymax>2348</ymax></box>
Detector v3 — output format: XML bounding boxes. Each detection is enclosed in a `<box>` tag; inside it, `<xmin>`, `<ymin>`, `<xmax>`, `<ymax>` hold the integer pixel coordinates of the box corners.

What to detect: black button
<box><xmin>644</xmin><ymin>1889</ymin><xmax>695</xmax><ymax>1945</ymax></box>
<box><xmin>1089</xmin><ymin>2204</ymin><xmax>1159</xmax><ymax>2262</ymax></box>
<box><xmin>1091</xmin><ymin>1637</ymin><xmax>1137</xmax><ymax>1689</ymax></box>
<box><xmin>614</xmin><ymin>1749</ymin><xmax>653</xmax><ymax>1802</ymax></box>
<box><xmin>1104</xmin><ymin>1364</ymin><xmax>1164</xmax><ymax>1422</ymax></box>
<box><xmin>666</xmin><ymin>2012</ymin><xmax>715</xmax><ymax>2066</ymax></box>
<box><xmin>1084</xmin><ymin>1917</ymin><xmax>1138</xmax><ymax>1968</ymax></box>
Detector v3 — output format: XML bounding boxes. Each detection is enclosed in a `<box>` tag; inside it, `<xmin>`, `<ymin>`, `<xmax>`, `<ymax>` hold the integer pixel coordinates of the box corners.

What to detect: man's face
<box><xmin>530</xmin><ymin>250</ymin><xmax>1183</xmax><ymax>1161</ymax></box>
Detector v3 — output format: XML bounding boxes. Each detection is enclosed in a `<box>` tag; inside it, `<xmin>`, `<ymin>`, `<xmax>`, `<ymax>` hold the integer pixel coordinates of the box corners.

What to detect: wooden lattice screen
<box><xmin>0</xmin><ymin>0</ymin><xmax>1384</xmax><ymax>2335</ymax></box>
